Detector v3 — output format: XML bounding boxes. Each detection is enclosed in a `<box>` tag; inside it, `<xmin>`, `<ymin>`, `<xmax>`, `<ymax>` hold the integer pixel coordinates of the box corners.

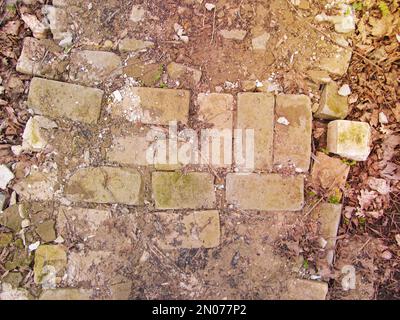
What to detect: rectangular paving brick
<box><xmin>274</xmin><ymin>94</ymin><xmax>312</xmax><ymax>172</ymax></box>
<box><xmin>27</xmin><ymin>78</ymin><xmax>103</xmax><ymax>124</ymax></box>
<box><xmin>64</xmin><ymin>167</ymin><xmax>143</xmax><ymax>205</ymax></box>
<box><xmin>236</xmin><ymin>93</ymin><xmax>274</xmax><ymax>171</ymax></box>
<box><xmin>226</xmin><ymin>173</ymin><xmax>304</xmax><ymax>211</ymax></box>
<box><xmin>109</xmin><ymin>87</ymin><xmax>190</xmax><ymax>125</ymax></box>
<box><xmin>152</xmin><ymin>172</ymin><xmax>215</xmax><ymax>209</ymax></box>
<box><xmin>283</xmin><ymin>279</ymin><xmax>328</xmax><ymax>300</ymax></box>
<box><xmin>153</xmin><ymin>210</ymin><xmax>220</xmax><ymax>249</ymax></box>
<box><xmin>198</xmin><ymin>93</ymin><xmax>233</xmax><ymax>167</ymax></box>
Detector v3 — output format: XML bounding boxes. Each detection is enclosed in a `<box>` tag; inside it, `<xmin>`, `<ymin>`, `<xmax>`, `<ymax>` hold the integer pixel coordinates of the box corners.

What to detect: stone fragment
<box><xmin>0</xmin><ymin>193</ymin><xmax>6</xmax><ymax>211</ymax></box>
<box><xmin>338</xmin><ymin>84</ymin><xmax>351</xmax><ymax>97</ymax></box>
<box><xmin>118</xmin><ymin>38</ymin><xmax>154</xmax><ymax>52</ymax></box>
<box><xmin>0</xmin><ymin>283</ymin><xmax>30</xmax><ymax>300</ymax></box>
<box><xmin>108</xmin><ymin>86</ymin><xmax>190</xmax><ymax>125</ymax></box>
<box><xmin>306</xmin><ymin>69</ymin><xmax>331</xmax><ymax>84</ymax></box>
<box><xmin>27</xmin><ymin>78</ymin><xmax>103</xmax><ymax>124</ymax></box>
<box><xmin>110</xmin><ymin>280</ymin><xmax>132</xmax><ymax>300</ymax></box>
<box><xmin>21</xmin><ymin>116</ymin><xmax>55</xmax><ymax>152</ymax></box>
<box><xmin>65</xmin><ymin>167</ymin><xmax>143</xmax><ymax>205</ymax></box>
<box><xmin>252</xmin><ymin>32</ymin><xmax>270</xmax><ymax>51</ymax></box>
<box><xmin>236</xmin><ymin>93</ymin><xmax>275</xmax><ymax>171</ymax></box>
<box><xmin>123</xmin><ymin>59</ymin><xmax>163</xmax><ymax>86</ymax></box>
<box><xmin>274</xmin><ymin>95</ymin><xmax>312</xmax><ymax>172</ymax></box>
<box><xmin>2</xmin><ymin>272</ymin><xmax>22</xmax><ymax>288</ymax></box>
<box><xmin>0</xmin><ymin>165</ymin><xmax>14</xmax><ymax>189</ymax></box>
<box><xmin>0</xmin><ymin>203</ymin><xmax>28</xmax><ymax>232</ymax></box>
<box><xmin>36</xmin><ymin>219</ymin><xmax>57</xmax><ymax>242</ymax></box>
<box><xmin>69</xmin><ymin>50</ymin><xmax>122</xmax><ymax>86</ymax></box>
<box><xmin>197</xmin><ymin>93</ymin><xmax>233</xmax><ymax>167</ymax></box>
<box><xmin>107</xmin><ymin>134</ymin><xmax>151</xmax><ymax>166</ymax></box>
<box><xmin>152</xmin><ymin>172</ymin><xmax>216</xmax><ymax>209</ymax></box>
<box><xmin>312</xmin><ymin>202</ymin><xmax>342</xmax><ymax>265</ymax></box>
<box><xmin>43</xmin><ymin>5</ymin><xmax>71</xmax><ymax>42</ymax></box>
<box><xmin>311</xmin><ymin>152</ymin><xmax>350</xmax><ymax>197</ymax></box>
<box><xmin>0</xmin><ymin>232</ymin><xmax>13</xmax><ymax>248</ymax></box>
<box><xmin>130</xmin><ymin>5</ymin><xmax>146</xmax><ymax>22</ymax></box>
<box><xmin>205</xmin><ymin>3</ymin><xmax>216</xmax><ymax>11</ymax></box>
<box><xmin>21</xmin><ymin>13</ymin><xmax>49</xmax><ymax>39</ymax></box>
<box><xmin>17</xmin><ymin>37</ymin><xmax>67</xmax><ymax>79</ymax></box>
<box><xmin>154</xmin><ymin>210</ymin><xmax>220</xmax><ymax>249</ymax></box>
<box><xmin>12</xmin><ymin>167</ymin><xmax>59</xmax><ymax>201</ymax></box>
<box><xmin>284</xmin><ymin>279</ymin><xmax>328</xmax><ymax>300</ymax></box>
<box><xmin>327</xmin><ymin>120</ymin><xmax>371</xmax><ymax>161</ymax></box>
<box><xmin>219</xmin><ymin>29</ymin><xmax>247</xmax><ymax>41</ymax></box>
<box><xmin>34</xmin><ymin>245</ymin><xmax>67</xmax><ymax>285</ymax></box>
<box><xmin>39</xmin><ymin>288</ymin><xmax>91</xmax><ymax>300</ymax></box>
<box><xmin>226</xmin><ymin>174</ymin><xmax>304</xmax><ymax>211</ymax></box>
<box><xmin>167</xmin><ymin>62</ymin><xmax>202</xmax><ymax>86</ymax></box>
<box><xmin>315</xmin><ymin>82</ymin><xmax>349</xmax><ymax>120</ymax></box>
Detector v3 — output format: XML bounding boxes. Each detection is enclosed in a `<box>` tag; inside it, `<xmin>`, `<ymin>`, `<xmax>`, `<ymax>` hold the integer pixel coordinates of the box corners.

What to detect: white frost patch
<box><xmin>277</xmin><ymin>117</ymin><xmax>290</xmax><ymax>126</ymax></box>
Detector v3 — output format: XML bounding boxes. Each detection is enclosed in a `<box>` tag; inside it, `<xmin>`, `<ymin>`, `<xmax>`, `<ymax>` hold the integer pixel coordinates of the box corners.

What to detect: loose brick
<box><xmin>34</xmin><ymin>245</ymin><xmax>67</xmax><ymax>284</ymax></box>
<box><xmin>274</xmin><ymin>94</ymin><xmax>312</xmax><ymax>172</ymax></box>
<box><xmin>39</xmin><ymin>288</ymin><xmax>91</xmax><ymax>300</ymax></box>
<box><xmin>118</xmin><ymin>38</ymin><xmax>154</xmax><ymax>52</ymax></box>
<box><xmin>153</xmin><ymin>210</ymin><xmax>220</xmax><ymax>249</ymax></box>
<box><xmin>226</xmin><ymin>173</ymin><xmax>304</xmax><ymax>211</ymax></box>
<box><xmin>283</xmin><ymin>279</ymin><xmax>328</xmax><ymax>300</ymax></box>
<box><xmin>69</xmin><ymin>50</ymin><xmax>122</xmax><ymax>86</ymax></box>
<box><xmin>107</xmin><ymin>134</ymin><xmax>151</xmax><ymax>166</ymax></box>
<box><xmin>27</xmin><ymin>78</ymin><xmax>103</xmax><ymax>124</ymax></box>
<box><xmin>312</xmin><ymin>203</ymin><xmax>342</xmax><ymax>265</ymax></box>
<box><xmin>64</xmin><ymin>167</ymin><xmax>143</xmax><ymax>205</ymax></box>
<box><xmin>109</xmin><ymin>86</ymin><xmax>190</xmax><ymax>125</ymax></box>
<box><xmin>167</xmin><ymin>62</ymin><xmax>202</xmax><ymax>86</ymax></box>
<box><xmin>198</xmin><ymin>93</ymin><xmax>234</xmax><ymax>167</ymax></box>
<box><xmin>327</xmin><ymin>120</ymin><xmax>371</xmax><ymax>161</ymax></box>
<box><xmin>311</xmin><ymin>151</ymin><xmax>350</xmax><ymax>198</ymax></box>
<box><xmin>17</xmin><ymin>37</ymin><xmax>67</xmax><ymax>79</ymax></box>
<box><xmin>236</xmin><ymin>93</ymin><xmax>274</xmax><ymax>171</ymax></box>
<box><xmin>152</xmin><ymin>172</ymin><xmax>215</xmax><ymax>209</ymax></box>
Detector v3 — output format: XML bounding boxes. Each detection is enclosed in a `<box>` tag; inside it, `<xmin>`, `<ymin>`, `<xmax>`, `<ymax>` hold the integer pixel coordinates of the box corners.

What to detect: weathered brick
<box><xmin>16</xmin><ymin>37</ymin><xmax>67</xmax><ymax>79</ymax></box>
<box><xmin>107</xmin><ymin>134</ymin><xmax>151</xmax><ymax>166</ymax></box>
<box><xmin>34</xmin><ymin>245</ymin><xmax>67</xmax><ymax>284</ymax></box>
<box><xmin>315</xmin><ymin>82</ymin><xmax>349</xmax><ymax>120</ymax></box>
<box><xmin>27</xmin><ymin>78</ymin><xmax>103</xmax><ymax>124</ymax></box>
<box><xmin>311</xmin><ymin>151</ymin><xmax>350</xmax><ymax>198</ymax></box>
<box><xmin>109</xmin><ymin>87</ymin><xmax>190</xmax><ymax>125</ymax></box>
<box><xmin>153</xmin><ymin>210</ymin><xmax>220</xmax><ymax>249</ymax></box>
<box><xmin>167</xmin><ymin>62</ymin><xmax>202</xmax><ymax>86</ymax></box>
<box><xmin>312</xmin><ymin>202</ymin><xmax>342</xmax><ymax>265</ymax></box>
<box><xmin>327</xmin><ymin>120</ymin><xmax>371</xmax><ymax>161</ymax></box>
<box><xmin>198</xmin><ymin>93</ymin><xmax>234</xmax><ymax>167</ymax></box>
<box><xmin>274</xmin><ymin>94</ymin><xmax>312</xmax><ymax>172</ymax></box>
<box><xmin>152</xmin><ymin>172</ymin><xmax>215</xmax><ymax>209</ymax></box>
<box><xmin>64</xmin><ymin>167</ymin><xmax>143</xmax><ymax>205</ymax></box>
<box><xmin>69</xmin><ymin>50</ymin><xmax>122</xmax><ymax>86</ymax></box>
<box><xmin>118</xmin><ymin>38</ymin><xmax>154</xmax><ymax>52</ymax></box>
<box><xmin>226</xmin><ymin>173</ymin><xmax>304</xmax><ymax>211</ymax></box>
<box><xmin>236</xmin><ymin>93</ymin><xmax>274</xmax><ymax>171</ymax></box>
<box><xmin>39</xmin><ymin>288</ymin><xmax>91</xmax><ymax>300</ymax></box>
<box><xmin>283</xmin><ymin>279</ymin><xmax>328</xmax><ymax>300</ymax></box>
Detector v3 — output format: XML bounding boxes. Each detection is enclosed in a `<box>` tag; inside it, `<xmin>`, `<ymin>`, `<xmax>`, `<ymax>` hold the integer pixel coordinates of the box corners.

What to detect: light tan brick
<box><xmin>109</xmin><ymin>86</ymin><xmax>190</xmax><ymax>125</ymax></box>
<box><xmin>64</xmin><ymin>167</ymin><xmax>143</xmax><ymax>205</ymax></box>
<box><xmin>153</xmin><ymin>210</ymin><xmax>220</xmax><ymax>249</ymax></box>
<box><xmin>152</xmin><ymin>172</ymin><xmax>215</xmax><ymax>209</ymax></box>
<box><xmin>236</xmin><ymin>93</ymin><xmax>274</xmax><ymax>171</ymax></box>
<box><xmin>312</xmin><ymin>202</ymin><xmax>342</xmax><ymax>265</ymax></box>
<box><xmin>106</xmin><ymin>134</ymin><xmax>151</xmax><ymax>166</ymax></box>
<box><xmin>27</xmin><ymin>78</ymin><xmax>103</xmax><ymax>124</ymax></box>
<box><xmin>226</xmin><ymin>173</ymin><xmax>304</xmax><ymax>211</ymax></box>
<box><xmin>17</xmin><ymin>37</ymin><xmax>67</xmax><ymax>79</ymax></box>
<box><xmin>274</xmin><ymin>94</ymin><xmax>312</xmax><ymax>172</ymax></box>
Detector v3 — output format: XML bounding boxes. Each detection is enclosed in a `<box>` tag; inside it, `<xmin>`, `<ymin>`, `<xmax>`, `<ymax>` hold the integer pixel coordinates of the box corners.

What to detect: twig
<box><xmin>210</xmin><ymin>7</ymin><xmax>216</xmax><ymax>45</ymax></box>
